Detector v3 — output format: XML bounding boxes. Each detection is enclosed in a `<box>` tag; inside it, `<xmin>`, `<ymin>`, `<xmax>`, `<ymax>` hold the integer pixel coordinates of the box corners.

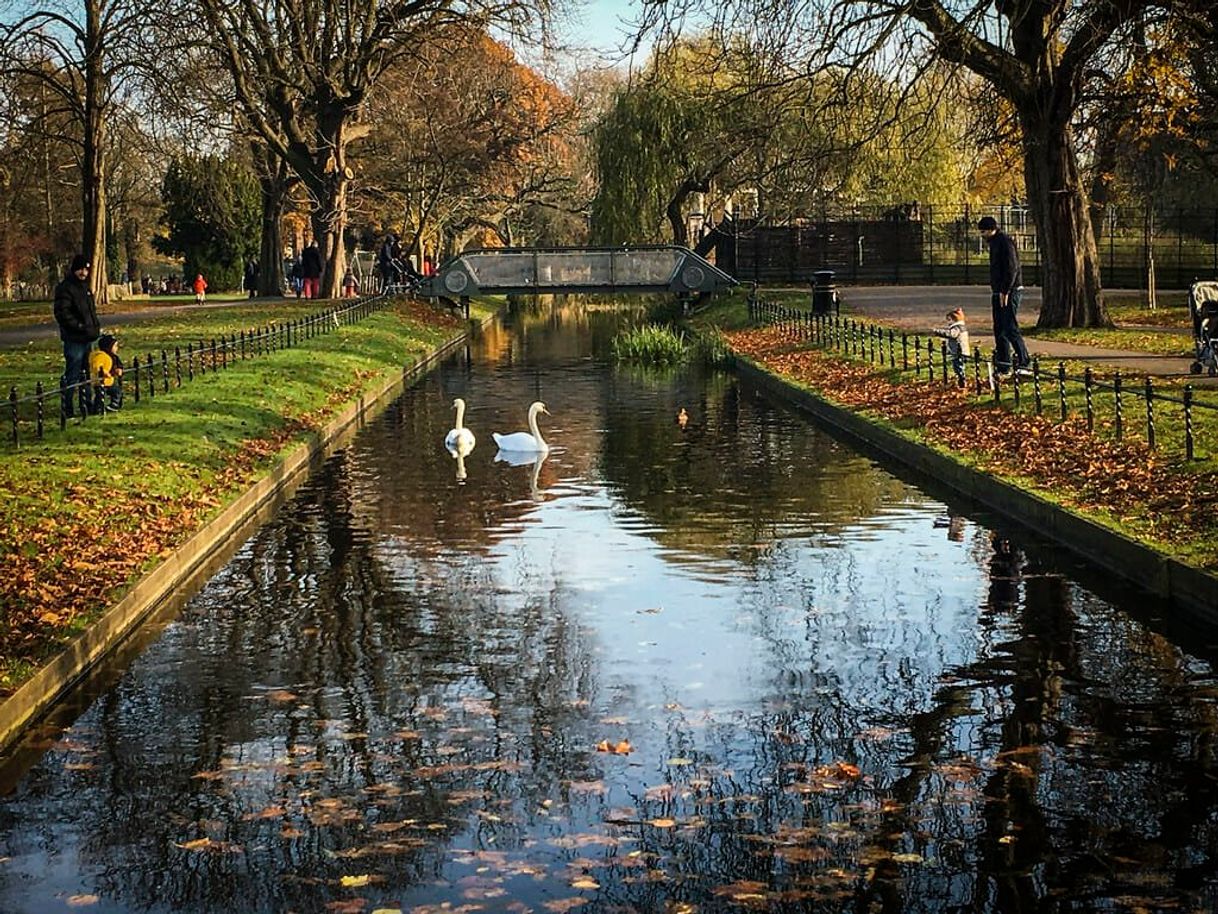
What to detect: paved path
<box><xmin>0</xmin><ymin>298</ymin><xmax>297</xmax><ymax>349</ymax></box>
<box><xmin>833</xmin><ymin>285</ymin><xmax>1202</xmax><ymax>380</ymax></box>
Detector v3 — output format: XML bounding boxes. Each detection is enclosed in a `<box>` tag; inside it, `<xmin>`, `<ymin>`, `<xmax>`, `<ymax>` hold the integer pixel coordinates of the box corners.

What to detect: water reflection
<box><xmin>0</xmin><ymin>302</ymin><xmax>1215</xmax><ymax>913</ymax></box>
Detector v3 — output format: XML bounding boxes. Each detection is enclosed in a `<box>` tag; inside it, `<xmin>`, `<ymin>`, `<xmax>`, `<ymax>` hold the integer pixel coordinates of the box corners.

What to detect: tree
<box><xmin>356</xmin><ymin>26</ymin><xmax>582</xmax><ymax>257</ymax></box>
<box><xmin>0</xmin><ymin>0</ymin><xmax>152</xmax><ymax>303</ymax></box>
<box><xmin>635</xmin><ymin>1</ymin><xmax>1178</xmax><ymax>326</ymax></box>
<box><xmin>154</xmin><ymin>154</ymin><xmax>260</xmax><ymax>290</ymax></box>
<box><xmin>192</xmin><ymin>0</ymin><xmax>550</xmax><ymax>299</ymax></box>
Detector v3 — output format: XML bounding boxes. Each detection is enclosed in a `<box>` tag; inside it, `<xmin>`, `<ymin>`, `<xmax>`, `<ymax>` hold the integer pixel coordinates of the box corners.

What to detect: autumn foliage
<box><xmin>726</xmin><ymin>326</ymin><xmax>1218</xmax><ymax>562</ymax></box>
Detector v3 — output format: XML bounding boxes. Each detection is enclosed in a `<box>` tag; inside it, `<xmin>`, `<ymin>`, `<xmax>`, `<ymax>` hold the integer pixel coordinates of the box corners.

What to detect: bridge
<box><xmin>415</xmin><ymin>246</ymin><xmax>736</xmax><ymax>307</ymax></box>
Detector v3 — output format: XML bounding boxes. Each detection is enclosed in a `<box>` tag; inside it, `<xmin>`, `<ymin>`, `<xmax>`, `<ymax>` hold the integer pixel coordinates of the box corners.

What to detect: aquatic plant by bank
<box><xmin>611</xmin><ymin>324</ymin><xmax>689</xmax><ymax>365</ymax></box>
<box><xmin>692</xmin><ymin>326</ymin><xmax>732</xmax><ymax>368</ymax></box>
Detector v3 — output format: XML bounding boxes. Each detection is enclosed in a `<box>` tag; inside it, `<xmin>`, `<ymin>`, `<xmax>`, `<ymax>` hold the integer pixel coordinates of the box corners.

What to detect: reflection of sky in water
<box><xmin>0</xmin><ymin>305</ymin><xmax>1215</xmax><ymax>913</ymax></box>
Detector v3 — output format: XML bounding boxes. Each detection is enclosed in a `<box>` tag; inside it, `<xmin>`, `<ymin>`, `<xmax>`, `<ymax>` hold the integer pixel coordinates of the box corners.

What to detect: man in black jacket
<box><xmin>978</xmin><ymin>216</ymin><xmax>1030</xmax><ymax>376</ymax></box>
<box><xmin>301</xmin><ymin>240</ymin><xmax>324</xmax><ymax>299</ymax></box>
<box><xmin>53</xmin><ymin>254</ymin><xmax>101</xmax><ymax>417</ymax></box>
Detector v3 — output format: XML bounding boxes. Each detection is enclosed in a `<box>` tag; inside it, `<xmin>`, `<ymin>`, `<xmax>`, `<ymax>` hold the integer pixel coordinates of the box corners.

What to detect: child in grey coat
<box><xmin>933</xmin><ymin>307</ymin><xmax>971</xmax><ymax>387</ymax></box>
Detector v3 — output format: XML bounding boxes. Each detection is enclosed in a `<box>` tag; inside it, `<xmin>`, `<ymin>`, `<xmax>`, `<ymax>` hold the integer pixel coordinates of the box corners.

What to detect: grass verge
<box><xmin>0</xmin><ymin>296</ymin><xmax>493</xmax><ymax>696</ymax></box>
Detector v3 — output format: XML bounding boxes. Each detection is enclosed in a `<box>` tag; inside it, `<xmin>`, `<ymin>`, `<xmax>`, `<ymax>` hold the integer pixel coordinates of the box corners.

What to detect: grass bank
<box><xmin>0</xmin><ymin>296</ymin><xmax>494</xmax><ymax>695</ymax></box>
<box><xmin>689</xmin><ymin>298</ymin><xmax>1218</xmax><ymax>572</ymax></box>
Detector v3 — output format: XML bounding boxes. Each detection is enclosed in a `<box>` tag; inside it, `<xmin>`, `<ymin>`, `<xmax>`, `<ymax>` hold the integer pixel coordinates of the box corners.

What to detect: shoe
<box><xmin>1015</xmin><ymin>366</ymin><xmax>1034</xmax><ymax>377</ymax></box>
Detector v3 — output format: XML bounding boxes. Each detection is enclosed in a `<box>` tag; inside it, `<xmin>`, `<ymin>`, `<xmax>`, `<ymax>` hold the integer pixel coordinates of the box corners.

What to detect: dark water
<box><xmin>2</xmin><ymin>303</ymin><xmax>1217</xmax><ymax>914</ymax></box>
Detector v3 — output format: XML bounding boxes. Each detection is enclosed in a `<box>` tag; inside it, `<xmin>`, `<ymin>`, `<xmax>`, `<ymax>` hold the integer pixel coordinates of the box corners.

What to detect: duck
<box><xmin>444</xmin><ymin>398</ymin><xmax>476</xmax><ymax>453</ymax></box>
<box><xmin>492</xmin><ymin>401</ymin><xmax>549</xmax><ymax>453</ymax></box>
<box><xmin>677</xmin><ymin>407</ymin><xmax>688</xmax><ymax>428</ymax></box>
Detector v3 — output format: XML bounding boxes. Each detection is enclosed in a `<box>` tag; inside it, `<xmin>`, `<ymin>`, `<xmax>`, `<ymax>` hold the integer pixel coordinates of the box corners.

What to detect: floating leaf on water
<box><xmin>543</xmin><ymin>899</ymin><xmax>588</xmax><ymax>913</ymax></box>
<box><xmin>892</xmin><ymin>853</ymin><xmax>924</xmax><ymax>864</ymax></box>
<box><xmin>66</xmin><ymin>896</ymin><xmax>100</xmax><ymax>907</ymax></box>
<box><xmin>571</xmin><ymin>878</ymin><xmax>601</xmax><ymax>890</ymax></box>
<box><xmin>666</xmin><ymin>758</ymin><xmax>694</xmax><ymax>767</ymax></box>
<box><xmin>998</xmin><ymin>835</ymin><xmax>1016</xmax><ymax>845</ymax></box>
<box><xmin>265</xmin><ymin>690</ymin><xmax>298</xmax><ymax>704</ymax></box>
<box><xmin>339</xmin><ymin>874</ymin><xmax>375</xmax><ymax>888</ymax></box>
<box><xmin>174</xmin><ymin>838</ymin><xmax>216</xmax><ymax>851</ymax></box>
<box><xmin>647</xmin><ymin>818</ymin><xmax>677</xmax><ymax>828</ymax></box>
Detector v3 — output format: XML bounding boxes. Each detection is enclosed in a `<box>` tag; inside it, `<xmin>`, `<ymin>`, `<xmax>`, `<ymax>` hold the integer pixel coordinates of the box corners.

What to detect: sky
<box><xmin>555</xmin><ymin>0</ymin><xmax>648</xmax><ymax>63</ymax></box>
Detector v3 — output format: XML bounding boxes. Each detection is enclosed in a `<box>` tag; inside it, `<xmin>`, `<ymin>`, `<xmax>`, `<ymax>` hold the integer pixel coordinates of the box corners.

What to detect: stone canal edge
<box><xmin>733</xmin><ymin>356</ymin><xmax>1218</xmax><ymax>619</ymax></box>
<box><xmin>0</xmin><ymin>310</ymin><xmax>499</xmax><ymax>756</ymax></box>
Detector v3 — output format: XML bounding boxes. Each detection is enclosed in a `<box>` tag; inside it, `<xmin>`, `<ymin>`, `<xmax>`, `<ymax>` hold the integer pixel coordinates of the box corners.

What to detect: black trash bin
<box><xmin>812</xmin><ymin>270</ymin><xmax>837</xmax><ymax>315</ymax></box>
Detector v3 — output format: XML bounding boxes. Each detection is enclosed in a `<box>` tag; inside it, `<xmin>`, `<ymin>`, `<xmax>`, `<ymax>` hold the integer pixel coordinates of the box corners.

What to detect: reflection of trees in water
<box><xmin>0</xmin><ymin>452</ymin><xmax>606</xmax><ymax>913</ymax></box>
<box><xmin>599</xmin><ymin>369</ymin><xmax>914</xmax><ymax>564</ymax></box>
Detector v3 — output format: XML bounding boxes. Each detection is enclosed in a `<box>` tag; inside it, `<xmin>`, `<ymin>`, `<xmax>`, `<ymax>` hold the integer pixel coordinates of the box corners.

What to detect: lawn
<box><xmin>0</xmin><ymin>295</ymin><xmax>495</xmax><ymax>695</ymax></box>
<box><xmin>0</xmin><ymin>293</ymin><xmax>257</xmax><ymax>331</ymax></box>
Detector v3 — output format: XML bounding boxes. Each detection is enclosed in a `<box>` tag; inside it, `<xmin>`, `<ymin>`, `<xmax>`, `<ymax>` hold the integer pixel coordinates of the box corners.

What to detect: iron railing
<box><xmin>716</xmin><ymin>204</ymin><xmax>1218</xmax><ymax>289</ymax></box>
<box><xmin>747</xmin><ymin>295</ymin><xmax>1216</xmax><ymax>462</ymax></box>
<box><xmin>5</xmin><ymin>294</ymin><xmax>391</xmax><ymax>448</ymax></box>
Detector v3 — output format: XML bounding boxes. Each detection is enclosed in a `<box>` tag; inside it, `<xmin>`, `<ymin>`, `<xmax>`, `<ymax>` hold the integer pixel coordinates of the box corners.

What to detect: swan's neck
<box><xmin>528</xmin><ymin>407</ymin><xmax>546</xmax><ymax>449</ymax></box>
<box><xmin>454</xmin><ymin>400</ymin><xmax>466</xmax><ymax>430</ymax></box>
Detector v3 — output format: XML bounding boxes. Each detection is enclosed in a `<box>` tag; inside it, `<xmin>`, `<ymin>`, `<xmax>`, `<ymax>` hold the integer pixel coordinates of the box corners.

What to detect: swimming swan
<box><xmin>492</xmin><ymin>401</ymin><xmax>549</xmax><ymax>453</ymax></box>
<box><xmin>444</xmin><ymin>398</ymin><xmax>476</xmax><ymax>453</ymax></box>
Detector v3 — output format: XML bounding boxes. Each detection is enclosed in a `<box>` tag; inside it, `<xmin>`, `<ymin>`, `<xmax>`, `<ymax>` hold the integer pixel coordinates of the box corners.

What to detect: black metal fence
<box><xmin>6</xmin><ymin>294</ymin><xmax>391</xmax><ymax>448</ymax></box>
<box><xmin>714</xmin><ymin>204</ymin><xmax>1218</xmax><ymax>289</ymax></box>
<box><xmin>747</xmin><ymin>294</ymin><xmax>1216</xmax><ymax>463</ymax></box>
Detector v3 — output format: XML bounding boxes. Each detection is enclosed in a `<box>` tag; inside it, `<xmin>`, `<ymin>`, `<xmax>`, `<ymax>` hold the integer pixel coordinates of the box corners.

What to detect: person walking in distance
<box><xmin>978</xmin><ymin>216</ymin><xmax>1030</xmax><ymax>377</ymax></box>
<box><xmin>53</xmin><ymin>254</ymin><xmax>100</xmax><ymax>418</ymax></box>
<box><xmin>301</xmin><ymin>240</ymin><xmax>324</xmax><ymax>299</ymax></box>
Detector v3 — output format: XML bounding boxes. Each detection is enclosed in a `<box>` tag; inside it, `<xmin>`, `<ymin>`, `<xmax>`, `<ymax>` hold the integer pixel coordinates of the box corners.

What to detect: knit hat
<box><xmin>69</xmin><ymin>254</ymin><xmax>90</xmax><ymax>272</ymax></box>
<box><xmin>976</xmin><ymin>216</ymin><xmax>998</xmax><ymax>231</ymax></box>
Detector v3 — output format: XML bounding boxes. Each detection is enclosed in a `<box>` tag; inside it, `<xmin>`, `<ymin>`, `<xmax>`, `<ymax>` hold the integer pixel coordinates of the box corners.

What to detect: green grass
<box><xmin>0</xmin><ymin>295</ymin><xmax>490</xmax><ymax>693</ymax></box>
<box><xmin>1024</xmin><ymin>326</ymin><xmax>1192</xmax><ymax>356</ymax></box>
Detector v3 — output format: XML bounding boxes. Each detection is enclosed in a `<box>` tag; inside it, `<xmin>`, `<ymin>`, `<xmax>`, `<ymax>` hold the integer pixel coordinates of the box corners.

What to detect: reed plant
<box><xmin>611</xmin><ymin>324</ymin><xmax>689</xmax><ymax>365</ymax></box>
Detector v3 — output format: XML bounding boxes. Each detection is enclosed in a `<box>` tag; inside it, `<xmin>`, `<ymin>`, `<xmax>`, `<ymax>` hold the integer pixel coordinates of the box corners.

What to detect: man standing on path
<box><xmin>979</xmin><ymin>216</ymin><xmax>1030</xmax><ymax>376</ymax></box>
<box><xmin>53</xmin><ymin>254</ymin><xmax>100</xmax><ymax>418</ymax></box>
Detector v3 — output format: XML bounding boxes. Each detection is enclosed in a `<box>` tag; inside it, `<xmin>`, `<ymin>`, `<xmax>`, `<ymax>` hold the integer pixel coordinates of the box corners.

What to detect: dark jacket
<box><xmin>301</xmin><ymin>245</ymin><xmax>324</xmax><ymax>279</ymax></box>
<box><xmin>53</xmin><ymin>275</ymin><xmax>100</xmax><ymax>344</ymax></box>
<box><xmin>986</xmin><ymin>230</ymin><xmax>1022</xmax><ymax>294</ymax></box>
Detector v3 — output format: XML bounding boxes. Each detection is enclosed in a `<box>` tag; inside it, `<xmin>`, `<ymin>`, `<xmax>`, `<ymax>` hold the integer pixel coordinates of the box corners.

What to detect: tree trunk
<box><xmin>83</xmin><ymin>0</ymin><xmax>108</xmax><ymax>305</ymax></box>
<box><xmin>1019</xmin><ymin>107</ymin><xmax>1109</xmax><ymax>328</ymax></box>
<box><xmin>256</xmin><ymin>154</ymin><xmax>291</xmax><ymax>296</ymax></box>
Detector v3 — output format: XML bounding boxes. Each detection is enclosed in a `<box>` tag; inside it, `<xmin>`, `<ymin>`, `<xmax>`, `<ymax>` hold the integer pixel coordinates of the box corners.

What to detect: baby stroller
<box><xmin>1188</xmin><ymin>280</ymin><xmax>1218</xmax><ymax>376</ymax></box>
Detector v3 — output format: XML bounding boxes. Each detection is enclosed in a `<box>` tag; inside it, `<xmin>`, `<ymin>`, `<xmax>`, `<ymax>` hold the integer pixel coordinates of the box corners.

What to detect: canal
<box><xmin>1</xmin><ymin>302</ymin><xmax>1216</xmax><ymax>913</ymax></box>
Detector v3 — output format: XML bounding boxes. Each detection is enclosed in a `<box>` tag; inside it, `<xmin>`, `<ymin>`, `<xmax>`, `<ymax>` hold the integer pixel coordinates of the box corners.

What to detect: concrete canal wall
<box><xmin>734</xmin><ymin>357</ymin><xmax>1218</xmax><ymax>619</ymax></box>
<box><xmin>0</xmin><ymin>312</ymin><xmax>497</xmax><ymax>756</ymax></box>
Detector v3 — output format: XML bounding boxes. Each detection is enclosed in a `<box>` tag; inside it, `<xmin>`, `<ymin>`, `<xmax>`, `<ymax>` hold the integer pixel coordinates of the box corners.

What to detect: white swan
<box><xmin>444</xmin><ymin>398</ymin><xmax>476</xmax><ymax>453</ymax></box>
<box><xmin>492</xmin><ymin>401</ymin><xmax>549</xmax><ymax>453</ymax></box>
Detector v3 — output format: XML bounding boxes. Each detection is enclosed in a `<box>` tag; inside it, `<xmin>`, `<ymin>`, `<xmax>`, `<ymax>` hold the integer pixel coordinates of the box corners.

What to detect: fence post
<box><xmin>162</xmin><ymin>350</ymin><xmax>169</xmax><ymax>392</ymax></box>
<box><xmin>35</xmin><ymin>381</ymin><xmax>43</xmax><ymax>440</ymax></box>
<box><xmin>1084</xmin><ymin>367</ymin><xmax>1093</xmax><ymax>432</ymax></box>
<box><xmin>992</xmin><ymin>356</ymin><xmax>1001</xmax><ymax>404</ymax></box>
<box><xmin>221</xmin><ymin>335</ymin><xmax>228</xmax><ymax>370</ymax></box>
<box><xmin>888</xmin><ymin>329</ymin><xmax>895</xmax><ymax>369</ymax></box>
<box><xmin>211</xmin><ymin>339</ymin><xmax>218</xmax><ymax>370</ymax></box>
<box><xmin>10</xmin><ymin>386</ymin><xmax>18</xmax><ymax>447</ymax></box>
<box><xmin>927</xmin><ymin>338</ymin><xmax>934</xmax><ymax>380</ymax></box>
<box><xmin>973</xmin><ymin>349</ymin><xmax>982</xmax><ymax>395</ymax></box>
<box><xmin>1184</xmin><ymin>384</ymin><xmax>1194</xmax><ymax>460</ymax></box>
<box><xmin>1057</xmin><ymin>363</ymin><xmax>1067</xmax><ymax>421</ymax></box>
<box><xmin>915</xmin><ymin>335</ymin><xmax>921</xmax><ymax>378</ymax></box>
<box><xmin>940</xmin><ymin>340</ymin><xmax>948</xmax><ymax>385</ymax></box>
<box><xmin>188</xmin><ymin>343</ymin><xmax>194</xmax><ymax>381</ymax></box>
<box><xmin>146</xmin><ymin>354</ymin><xmax>155</xmax><ymax>399</ymax></box>
<box><xmin>133</xmin><ymin>358</ymin><xmax>141</xmax><ymax>403</ymax></box>
<box><xmin>1145</xmin><ymin>378</ymin><xmax>1156</xmax><ymax>450</ymax></box>
<box><xmin>902</xmin><ymin>333</ymin><xmax>909</xmax><ymax>371</ymax></box>
<box><xmin>1114</xmin><ymin>371</ymin><xmax>1123</xmax><ymax>439</ymax></box>
<box><xmin>1032</xmin><ymin>357</ymin><xmax>1042</xmax><ymax>415</ymax></box>
<box><xmin>1012</xmin><ymin>363</ymin><xmax>1021</xmax><ymax>407</ymax></box>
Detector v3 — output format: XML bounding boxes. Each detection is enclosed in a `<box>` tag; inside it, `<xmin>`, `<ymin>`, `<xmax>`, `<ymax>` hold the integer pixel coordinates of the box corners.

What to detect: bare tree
<box><xmin>191</xmin><ymin>0</ymin><xmax>550</xmax><ymax>299</ymax></box>
<box><xmin>0</xmin><ymin>0</ymin><xmax>151</xmax><ymax>303</ymax></box>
